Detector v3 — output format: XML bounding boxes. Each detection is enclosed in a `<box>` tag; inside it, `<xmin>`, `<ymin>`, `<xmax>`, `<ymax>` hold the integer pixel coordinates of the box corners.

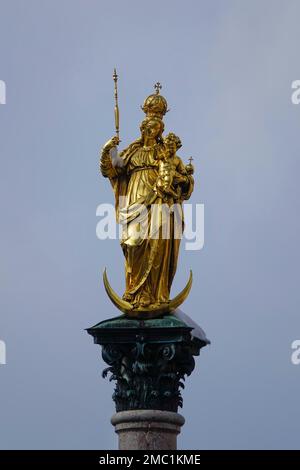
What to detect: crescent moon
<box><xmin>103</xmin><ymin>268</ymin><xmax>193</xmax><ymax>318</ymax></box>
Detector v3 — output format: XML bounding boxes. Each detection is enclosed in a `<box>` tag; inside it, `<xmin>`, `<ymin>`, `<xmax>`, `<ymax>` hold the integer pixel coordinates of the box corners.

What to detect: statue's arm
<box><xmin>174</xmin><ymin>156</ymin><xmax>194</xmax><ymax>200</ymax></box>
<box><xmin>173</xmin><ymin>157</ymin><xmax>189</xmax><ymax>184</ymax></box>
<box><xmin>100</xmin><ymin>137</ymin><xmax>124</xmax><ymax>179</ymax></box>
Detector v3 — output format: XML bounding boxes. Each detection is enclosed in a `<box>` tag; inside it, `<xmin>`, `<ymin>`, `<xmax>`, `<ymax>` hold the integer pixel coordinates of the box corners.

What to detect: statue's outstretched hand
<box><xmin>103</xmin><ymin>136</ymin><xmax>120</xmax><ymax>152</ymax></box>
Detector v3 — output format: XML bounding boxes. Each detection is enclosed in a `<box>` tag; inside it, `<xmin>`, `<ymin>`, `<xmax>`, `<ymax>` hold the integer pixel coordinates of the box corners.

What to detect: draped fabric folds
<box><xmin>100</xmin><ymin>141</ymin><xmax>193</xmax><ymax>307</ymax></box>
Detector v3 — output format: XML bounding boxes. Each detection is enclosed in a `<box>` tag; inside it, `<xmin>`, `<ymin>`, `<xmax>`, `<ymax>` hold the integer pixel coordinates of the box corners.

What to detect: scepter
<box><xmin>113</xmin><ymin>68</ymin><xmax>120</xmax><ymax>140</ymax></box>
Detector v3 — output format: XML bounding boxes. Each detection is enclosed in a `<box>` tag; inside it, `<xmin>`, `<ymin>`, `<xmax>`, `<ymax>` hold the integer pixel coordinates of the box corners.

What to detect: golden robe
<box><xmin>100</xmin><ymin>141</ymin><xmax>193</xmax><ymax>307</ymax></box>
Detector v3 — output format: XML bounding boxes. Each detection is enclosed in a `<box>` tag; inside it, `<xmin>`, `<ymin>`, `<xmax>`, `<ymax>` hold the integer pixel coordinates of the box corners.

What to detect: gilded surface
<box><xmin>100</xmin><ymin>83</ymin><xmax>194</xmax><ymax>316</ymax></box>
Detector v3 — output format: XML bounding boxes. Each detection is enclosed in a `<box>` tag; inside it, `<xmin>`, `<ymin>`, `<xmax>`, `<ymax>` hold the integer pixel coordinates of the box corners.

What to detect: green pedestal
<box><xmin>87</xmin><ymin>314</ymin><xmax>209</xmax><ymax>413</ymax></box>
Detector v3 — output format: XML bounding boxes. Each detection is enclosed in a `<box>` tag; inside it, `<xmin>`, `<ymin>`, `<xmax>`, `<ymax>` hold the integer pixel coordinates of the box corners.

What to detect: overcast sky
<box><xmin>0</xmin><ymin>0</ymin><xmax>300</xmax><ymax>449</ymax></box>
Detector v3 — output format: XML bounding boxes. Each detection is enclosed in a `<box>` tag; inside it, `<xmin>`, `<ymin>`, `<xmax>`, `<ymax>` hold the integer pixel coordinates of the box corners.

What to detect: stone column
<box><xmin>87</xmin><ymin>313</ymin><xmax>209</xmax><ymax>450</ymax></box>
<box><xmin>111</xmin><ymin>410</ymin><xmax>185</xmax><ymax>450</ymax></box>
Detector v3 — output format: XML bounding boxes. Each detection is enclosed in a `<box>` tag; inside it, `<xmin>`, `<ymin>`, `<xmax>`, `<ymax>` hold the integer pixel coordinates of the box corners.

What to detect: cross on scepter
<box><xmin>154</xmin><ymin>82</ymin><xmax>162</xmax><ymax>94</ymax></box>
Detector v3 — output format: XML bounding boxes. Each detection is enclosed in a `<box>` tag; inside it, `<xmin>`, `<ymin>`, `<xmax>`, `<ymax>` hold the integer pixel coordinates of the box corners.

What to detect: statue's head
<box><xmin>140</xmin><ymin>117</ymin><xmax>164</xmax><ymax>142</ymax></box>
<box><xmin>164</xmin><ymin>132</ymin><xmax>182</xmax><ymax>156</ymax></box>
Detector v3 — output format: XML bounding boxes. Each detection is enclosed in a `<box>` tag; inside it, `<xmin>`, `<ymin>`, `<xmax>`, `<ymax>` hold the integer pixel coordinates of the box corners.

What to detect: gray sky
<box><xmin>0</xmin><ymin>0</ymin><xmax>300</xmax><ymax>449</ymax></box>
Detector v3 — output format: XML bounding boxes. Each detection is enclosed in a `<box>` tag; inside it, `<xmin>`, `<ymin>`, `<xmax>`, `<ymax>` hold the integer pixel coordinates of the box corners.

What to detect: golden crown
<box><xmin>141</xmin><ymin>82</ymin><xmax>168</xmax><ymax>119</ymax></box>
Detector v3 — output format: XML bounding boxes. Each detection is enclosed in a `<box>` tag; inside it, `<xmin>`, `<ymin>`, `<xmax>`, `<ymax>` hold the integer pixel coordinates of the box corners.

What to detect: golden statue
<box><xmin>100</xmin><ymin>73</ymin><xmax>194</xmax><ymax>318</ymax></box>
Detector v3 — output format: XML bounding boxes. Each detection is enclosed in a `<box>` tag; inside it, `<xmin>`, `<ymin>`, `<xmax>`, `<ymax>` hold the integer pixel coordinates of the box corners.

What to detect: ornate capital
<box><xmin>87</xmin><ymin>314</ymin><xmax>208</xmax><ymax>412</ymax></box>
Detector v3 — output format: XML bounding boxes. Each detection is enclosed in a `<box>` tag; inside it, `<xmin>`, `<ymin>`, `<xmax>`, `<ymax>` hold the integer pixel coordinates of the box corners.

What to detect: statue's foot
<box><xmin>138</xmin><ymin>295</ymin><xmax>151</xmax><ymax>308</ymax></box>
<box><xmin>122</xmin><ymin>292</ymin><xmax>134</xmax><ymax>303</ymax></box>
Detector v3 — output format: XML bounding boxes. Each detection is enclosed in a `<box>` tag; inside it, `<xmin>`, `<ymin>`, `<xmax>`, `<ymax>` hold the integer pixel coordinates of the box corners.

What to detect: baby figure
<box><xmin>155</xmin><ymin>133</ymin><xmax>187</xmax><ymax>199</ymax></box>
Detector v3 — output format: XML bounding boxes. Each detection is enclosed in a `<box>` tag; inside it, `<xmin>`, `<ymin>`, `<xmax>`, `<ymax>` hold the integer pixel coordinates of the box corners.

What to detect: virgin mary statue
<box><xmin>100</xmin><ymin>86</ymin><xmax>194</xmax><ymax>315</ymax></box>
